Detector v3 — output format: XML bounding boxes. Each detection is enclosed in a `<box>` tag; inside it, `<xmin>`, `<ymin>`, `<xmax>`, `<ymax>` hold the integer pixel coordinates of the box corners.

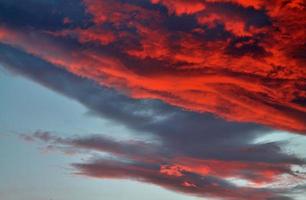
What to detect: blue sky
<box><xmin>0</xmin><ymin>67</ymin><xmax>201</xmax><ymax>200</ymax></box>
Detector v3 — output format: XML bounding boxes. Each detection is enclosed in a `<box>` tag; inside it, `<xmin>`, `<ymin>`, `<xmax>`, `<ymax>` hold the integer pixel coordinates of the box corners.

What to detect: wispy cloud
<box><xmin>21</xmin><ymin>130</ymin><xmax>306</xmax><ymax>200</ymax></box>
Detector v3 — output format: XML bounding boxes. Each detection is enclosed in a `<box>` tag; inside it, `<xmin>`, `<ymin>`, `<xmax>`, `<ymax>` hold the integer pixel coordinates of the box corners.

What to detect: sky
<box><xmin>0</xmin><ymin>0</ymin><xmax>305</xmax><ymax>200</ymax></box>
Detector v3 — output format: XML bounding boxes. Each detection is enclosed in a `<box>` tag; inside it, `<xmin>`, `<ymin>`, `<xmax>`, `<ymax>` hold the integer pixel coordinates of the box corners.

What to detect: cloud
<box><xmin>0</xmin><ymin>0</ymin><xmax>305</xmax><ymax>132</ymax></box>
<box><xmin>1</xmin><ymin>43</ymin><xmax>305</xmax><ymax>199</ymax></box>
<box><xmin>72</xmin><ymin>159</ymin><xmax>274</xmax><ymax>200</ymax></box>
<box><xmin>22</xmin><ymin>130</ymin><xmax>305</xmax><ymax>200</ymax></box>
<box><xmin>2</xmin><ymin>43</ymin><xmax>300</xmax><ymax>164</ymax></box>
<box><xmin>0</xmin><ymin>1</ymin><xmax>306</xmax><ymax>199</ymax></box>
<box><xmin>0</xmin><ymin>0</ymin><xmax>89</xmax><ymax>30</ymax></box>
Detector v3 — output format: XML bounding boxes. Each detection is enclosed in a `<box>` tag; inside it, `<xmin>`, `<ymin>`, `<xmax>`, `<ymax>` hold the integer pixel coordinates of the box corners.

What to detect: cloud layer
<box><xmin>0</xmin><ymin>0</ymin><xmax>305</xmax><ymax>132</ymax></box>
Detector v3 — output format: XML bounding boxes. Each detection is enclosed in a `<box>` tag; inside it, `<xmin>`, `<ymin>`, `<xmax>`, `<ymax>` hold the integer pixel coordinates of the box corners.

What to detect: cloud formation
<box><xmin>23</xmin><ymin>130</ymin><xmax>306</xmax><ymax>200</ymax></box>
<box><xmin>0</xmin><ymin>0</ymin><xmax>305</xmax><ymax>132</ymax></box>
<box><xmin>0</xmin><ymin>0</ymin><xmax>306</xmax><ymax>199</ymax></box>
<box><xmin>1</xmin><ymin>43</ymin><xmax>305</xmax><ymax>199</ymax></box>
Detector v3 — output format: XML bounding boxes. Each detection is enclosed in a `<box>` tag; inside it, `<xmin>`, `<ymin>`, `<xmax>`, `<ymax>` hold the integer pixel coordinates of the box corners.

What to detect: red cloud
<box><xmin>73</xmin><ymin>160</ymin><xmax>276</xmax><ymax>200</ymax></box>
<box><xmin>151</xmin><ymin>0</ymin><xmax>206</xmax><ymax>15</ymax></box>
<box><xmin>0</xmin><ymin>0</ymin><xmax>305</xmax><ymax>132</ymax></box>
<box><xmin>52</xmin><ymin>27</ymin><xmax>117</xmax><ymax>45</ymax></box>
<box><xmin>170</xmin><ymin>157</ymin><xmax>293</xmax><ymax>184</ymax></box>
<box><xmin>24</xmin><ymin>132</ymin><xmax>303</xmax><ymax>200</ymax></box>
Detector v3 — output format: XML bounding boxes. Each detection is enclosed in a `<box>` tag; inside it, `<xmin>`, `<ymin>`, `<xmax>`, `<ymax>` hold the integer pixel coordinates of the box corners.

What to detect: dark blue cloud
<box><xmin>0</xmin><ymin>0</ymin><xmax>90</xmax><ymax>30</ymax></box>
